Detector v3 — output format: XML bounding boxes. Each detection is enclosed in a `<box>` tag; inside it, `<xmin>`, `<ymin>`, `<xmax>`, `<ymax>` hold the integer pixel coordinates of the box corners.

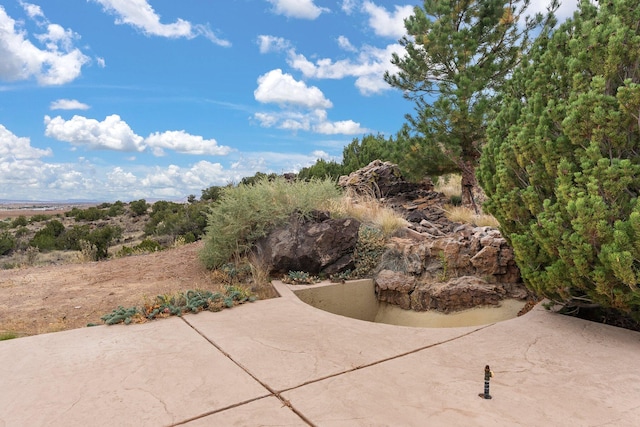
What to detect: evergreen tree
<box><xmin>385</xmin><ymin>0</ymin><xmax>553</xmax><ymax>210</ymax></box>
<box><xmin>341</xmin><ymin>133</ymin><xmax>396</xmax><ymax>174</ymax></box>
<box><xmin>478</xmin><ymin>0</ymin><xmax>640</xmax><ymax>318</ymax></box>
<box><xmin>297</xmin><ymin>159</ymin><xmax>344</xmax><ymax>181</ymax></box>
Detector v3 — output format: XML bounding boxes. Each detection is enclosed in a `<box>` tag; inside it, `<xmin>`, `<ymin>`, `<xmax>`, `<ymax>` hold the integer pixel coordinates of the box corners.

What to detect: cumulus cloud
<box><xmin>288</xmin><ymin>43</ymin><xmax>404</xmax><ymax>95</ymax></box>
<box><xmin>254</xmin><ymin>109</ymin><xmax>368</xmax><ymax>135</ymax></box>
<box><xmin>145</xmin><ymin>130</ymin><xmax>232</xmax><ymax>156</ymax></box>
<box><xmin>44</xmin><ymin>114</ymin><xmax>146</xmax><ymax>152</ymax></box>
<box><xmin>362</xmin><ymin>1</ymin><xmax>413</xmax><ymax>39</ymax></box>
<box><xmin>0</xmin><ymin>124</ymin><xmax>52</xmax><ymax>161</ymax></box>
<box><xmin>257</xmin><ymin>35</ymin><xmax>292</xmax><ymax>54</ymax></box>
<box><xmin>91</xmin><ymin>0</ymin><xmax>230</xmax><ymax>46</ymax></box>
<box><xmin>50</xmin><ymin>99</ymin><xmax>91</xmax><ymax>110</ymax></box>
<box><xmin>43</xmin><ymin>114</ymin><xmax>231</xmax><ymax>157</ymax></box>
<box><xmin>254</xmin><ymin>69</ymin><xmax>333</xmax><ymax>109</ymax></box>
<box><xmin>266</xmin><ymin>0</ymin><xmax>329</xmax><ymax>19</ymax></box>
<box><xmin>0</xmin><ymin>6</ymin><xmax>89</xmax><ymax>85</ymax></box>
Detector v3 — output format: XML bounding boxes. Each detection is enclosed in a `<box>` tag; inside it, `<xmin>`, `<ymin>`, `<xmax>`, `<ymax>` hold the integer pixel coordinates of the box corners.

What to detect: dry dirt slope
<box><xmin>0</xmin><ymin>241</ymin><xmax>225</xmax><ymax>337</ymax></box>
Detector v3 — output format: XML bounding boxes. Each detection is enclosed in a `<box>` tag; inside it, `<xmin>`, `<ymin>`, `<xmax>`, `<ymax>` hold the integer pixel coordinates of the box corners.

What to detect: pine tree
<box><xmin>478</xmin><ymin>0</ymin><xmax>640</xmax><ymax>319</ymax></box>
<box><xmin>385</xmin><ymin>0</ymin><xmax>553</xmax><ymax>210</ymax></box>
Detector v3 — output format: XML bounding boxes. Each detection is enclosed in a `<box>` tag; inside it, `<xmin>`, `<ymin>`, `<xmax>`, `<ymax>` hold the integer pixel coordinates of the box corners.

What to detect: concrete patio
<box><xmin>1</xmin><ymin>281</ymin><xmax>639</xmax><ymax>426</ymax></box>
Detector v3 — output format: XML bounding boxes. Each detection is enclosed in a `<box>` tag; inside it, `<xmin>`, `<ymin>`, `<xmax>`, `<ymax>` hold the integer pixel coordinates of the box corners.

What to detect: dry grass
<box><xmin>434</xmin><ymin>174</ymin><xmax>462</xmax><ymax>198</ymax></box>
<box><xmin>329</xmin><ymin>190</ymin><xmax>409</xmax><ymax>238</ymax></box>
<box><xmin>443</xmin><ymin>205</ymin><xmax>500</xmax><ymax>228</ymax></box>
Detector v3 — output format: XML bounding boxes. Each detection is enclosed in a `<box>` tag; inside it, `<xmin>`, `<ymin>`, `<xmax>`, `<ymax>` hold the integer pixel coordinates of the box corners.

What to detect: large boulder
<box><xmin>338</xmin><ymin>160</ymin><xmax>433</xmax><ymax>198</ymax></box>
<box><xmin>254</xmin><ymin>211</ymin><xmax>360</xmax><ymax>276</ymax></box>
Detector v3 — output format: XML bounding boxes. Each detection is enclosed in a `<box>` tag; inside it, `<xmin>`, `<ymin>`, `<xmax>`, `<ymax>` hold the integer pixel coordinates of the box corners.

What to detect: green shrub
<box><xmin>117</xmin><ymin>238</ymin><xmax>162</xmax><ymax>257</ymax></box>
<box><xmin>29</xmin><ymin>214</ymin><xmax>52</xmax><ymax>223</ymax></box>
<box><xmin>199</xmin><ymin>177</ymin><xmax>341</xmax><ymax>269</ymax></box>
<box><xmin>88</xmin><ymin>225</ymin><xmax>123</xmax><ymax>260</ymax></box>
<box><xmin>478</xmin><ymin>0</ymin><xmax>640</xmax><ymax>319</ymax></box>
<box><xmin>351</xmin><ymin>225</ymin><xmax>387</xmax><ymax>278</ymax></box>
<box><xmin>68</xmin><ymin>206</ymin><xmax>109</xmax><ymax>221</ymax></box>
<box><xmin>129</xmin><ymin>199</ymin><xmax>148</xmax><ymax>216</ymax></box>
<box><xmin>30</xmin><ymin>220</ymin><xmax>66</xmax><ymax>251</ymax></box>
<box><xmin>0</xmin><ymin>232</ymin><xmax>15</xmax><ymax>255</ymax></box>
<box><xmin>11</xmin><ymin>216</ymin><xmax>27</xmax><ymax>228</ymax></box>
<box><xmin>106</xmin><ymin>201</ymin><xmax>125</xmax><ymax>217</ymax></box>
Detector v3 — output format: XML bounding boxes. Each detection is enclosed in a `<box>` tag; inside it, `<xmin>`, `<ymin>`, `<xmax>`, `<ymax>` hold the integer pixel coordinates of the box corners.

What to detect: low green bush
<box><xmin>199</xmin><ymin>177</ymin><xmax>341</xmax><ymax>269</ymax></box>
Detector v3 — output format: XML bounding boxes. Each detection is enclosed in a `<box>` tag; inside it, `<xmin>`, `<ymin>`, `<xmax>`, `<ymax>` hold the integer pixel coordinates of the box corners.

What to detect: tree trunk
<box><xmin>460</xmin><ymin>160</ymin><xmax>479</xmax><ymax>214</ymax></box>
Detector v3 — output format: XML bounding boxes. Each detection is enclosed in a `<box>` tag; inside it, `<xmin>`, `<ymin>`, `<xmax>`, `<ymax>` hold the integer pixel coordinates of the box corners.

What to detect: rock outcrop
<box><xmin>254</xmin><ymin>211</ymin><xmax>360</xmax><ymax>276</ymax></box>
<box><xmin>340</xmin><ymin>160</ymin><xmax>529</xmax><ymax>313</ymax></box>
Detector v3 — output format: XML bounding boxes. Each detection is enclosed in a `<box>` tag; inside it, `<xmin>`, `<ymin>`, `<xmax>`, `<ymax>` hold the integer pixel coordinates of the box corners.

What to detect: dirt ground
<box><xmin>0</xmin><ymin>241</ymin><xmax>239</xmax><ymax>337</ymax></box>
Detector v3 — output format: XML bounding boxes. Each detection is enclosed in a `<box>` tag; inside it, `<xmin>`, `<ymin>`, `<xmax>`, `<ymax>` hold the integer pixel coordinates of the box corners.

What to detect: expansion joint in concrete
<box><xmin>172</xmin><ymin>317</ymin><xmax>317</xmax><ymax>427</ymax></box>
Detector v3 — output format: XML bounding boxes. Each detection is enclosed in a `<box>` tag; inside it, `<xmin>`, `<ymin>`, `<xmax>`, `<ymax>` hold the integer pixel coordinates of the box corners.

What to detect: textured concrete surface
<box><xmin>1</xmin><ymin>280</ymin><xmax>639</xmax><ymax>426</ymax></box>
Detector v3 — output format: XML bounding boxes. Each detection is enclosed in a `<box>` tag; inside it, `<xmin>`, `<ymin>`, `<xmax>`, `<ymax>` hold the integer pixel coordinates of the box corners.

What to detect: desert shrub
<box><xmin>11</xmin><ymin>216</ymin><xmax>27</xmax><ymax>228</ymax></box>
<box><xmin>29</xmin><ymin>214</ymin><xmax>52</xmax><ymax>223</ymax></box>
<box><xmin>14</xmin><ymin>226</ymin><xmax>28</xmax><ymax>238</ymax></box>
<box><xmin>0</xmin><ymin>232</ymin><xmax>16</xmax><ymax>255</ymax></box>
<box><xmin>25</xmin><ymin>246</ymin><xmax>39</xmax><ymax>266</ymax></box>
<box><xmin>67</xmin><ymin>206</ymin><xmax>108</xmax><ymax>221</ymax></box>
<box><xmin>351</xmin><ymin>225</ymin><xmax>387</xmax><ymax>278</ymax></box>
<box><xmin>201</xmin><ymin>185</ymin><xmax>224</xmax><ymax>202</ymax></box>
<box><xmin>106</xmin><ymin>201</ymin><xmax>125</xmax><ymax>217</ymax></box>
<box><xmin>78</xmin><ymin>239</ymin><xmax>97</xmax><ymax>262</ymax></box>
<box><xmin>57</xmin><ymin>224</ymin><xmax>91</xmax><ymax>250</ymax></box>
<box><xmin>129</xmin><ymin>199</ymin><xmax>148</xmax><ymax>216</ymax></box>
<box><xmin>117</xmin><ymin>238</ymin><xmax>162</xmax><ymax>257</ymax></box>
<box><xmin>200</xmin><ymin>177</ymin><xmax>341</xmax><ymax>269</ymax></box>
<box><xmin>29</xmin><ymin>220</ymin><xmax>66</xmax><ymax>250</ymax></box>
<box><xmin>87</xmin><ymin>225</ymin><xmax>123</xmax><ymax>260</ymax></box>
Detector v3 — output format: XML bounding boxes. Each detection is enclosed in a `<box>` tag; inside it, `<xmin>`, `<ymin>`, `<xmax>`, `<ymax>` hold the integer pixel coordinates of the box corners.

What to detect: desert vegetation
<box><xmin>3</xmin><ymin>0</ymin><xmax>639</xmax><ymax>332</ymax></box>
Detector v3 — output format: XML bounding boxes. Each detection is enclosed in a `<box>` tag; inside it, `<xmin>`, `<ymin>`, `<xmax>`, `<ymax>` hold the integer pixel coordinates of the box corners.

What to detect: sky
<box><xmin>0</xmin><ymin>0</ymin><xmax>578</xmax><ymax>202</ymax></box>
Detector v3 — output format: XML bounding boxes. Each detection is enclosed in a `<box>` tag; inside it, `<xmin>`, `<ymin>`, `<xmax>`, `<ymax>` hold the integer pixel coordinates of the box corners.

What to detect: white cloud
<box><xmin>91</xmin><ymin>0</ymin><xmax>231</xmax><ymax>46</ymax></box>
<box><xmin>145</xmin><ymin>130</ymin><xmax>232</xmax><ymax>156</ymax></box>
<box><xmin>107</xmin><ymin>167</ymin><xmax>137</xmax><ymax>187</ymax></box>
<box><xmin>311</xmin><ymin>150</ymin><xmax>330</xmax><ymax>159</ymax></box>
<box><xmin>288</xmin><ymin>43</ymin><xmax>404</xmax><ymax>95</ymax></box>
<box><xmin>96</xmin><ymin>57</ymin><xmax>106</xmax><ymax>67</ymax></box>
<box><xmin>43</xmin><ymin>114</ymin><xmax>232</xmax><ymax>157</ymax></box>
<box><xmin>337</xmin><ymin>35</ymin><xmax>357</xmax><ymax>52</ymax></box>
<box><xmin>254</xmin><ymin>109</ymin><xmax>368</xmax><ymax>135</ymax></box>
<box><xmin>0</xmin><ymin>124</ymin><xmax>52</xmax><ymax>161</ymax></box>
<box><xmin>44</xmin><ymin>114</ymin><xmax>145</xmax><ymax>152</ymax></box>
<box><xmin>254</xmin><ymin>69</ymin><xmax>333</xmax><ymax>109</ymax></box>
<box><xmin>314</xmin><ymin>119</ymin><xmax>364</xmax><ymax>135</ymax></box>
<box><xmin>257</xmin><ymin>35</ymin><xmax>292</xmax><ymax>54</ymax></box>
<box><xmin>19</xmin><ymin>1</ymin><xmax>44</xmax><ymax>19</ymax></box>
<box><xmin>50</xmin><ymin>99</ymin><xmax>91</xmax><ymax>110</ymax></box>
<box><xmin>362</xmin><ymin>1</ymin><xmax>413</xmax><ymax>39</ymax></box>
<box><xmin>0</xmin><ymin>6</ymin><xmax>89</xmax><ymax>85</ymax></box>
<box><xmin>341</xmin><ymin>0</ymin><xmax>358</xmax><ymax>15</ymax></box>
<box><xmin>266</xmin><ymin>0</ymin><xmax>329</xmax><ymax>19</ymax></box>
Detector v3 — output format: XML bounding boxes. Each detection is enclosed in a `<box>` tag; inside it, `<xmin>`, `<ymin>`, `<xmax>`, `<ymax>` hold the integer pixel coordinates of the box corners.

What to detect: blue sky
<box><xmin>0</xmin><ymin>0</ymin><xmax>576</xmax><ymax>202</ymax></box>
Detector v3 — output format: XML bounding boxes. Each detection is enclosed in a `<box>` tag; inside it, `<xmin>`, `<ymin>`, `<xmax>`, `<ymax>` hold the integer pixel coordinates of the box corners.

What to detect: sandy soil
<box><xmin>0</xmin><ymin>241</ymin><xmax>228</xmax><ymax>336</ymax></box>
